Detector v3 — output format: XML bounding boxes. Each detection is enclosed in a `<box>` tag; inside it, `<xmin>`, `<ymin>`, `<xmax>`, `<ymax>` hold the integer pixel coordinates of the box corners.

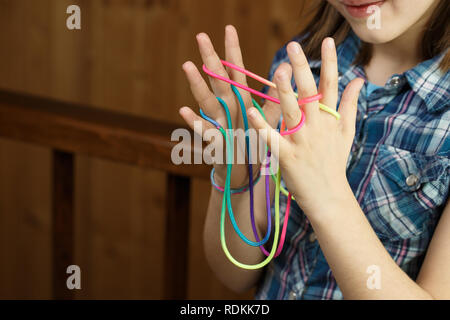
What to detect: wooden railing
<box><xmin>0</xmin><ymin>89</ymin><xmax>209</xmax><ymax>299</ymax></box>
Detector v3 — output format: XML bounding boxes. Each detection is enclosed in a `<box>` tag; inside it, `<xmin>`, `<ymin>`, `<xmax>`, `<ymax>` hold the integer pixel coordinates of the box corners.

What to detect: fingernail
<box><xmin>290</xmin><ymin>42</ymin><xmax>301</xmax><ymax>54</ymax></box>
<box><xmin>179</xmin><ymin>107</ymin><xmax>187</xmax><ymax>116</ymax></box>
<box><xmin>247</xmin><ymin>108</ymin><xmax>257</xmax><ymax>119</ymax></box>
<box><xmin>278</xmin><ymin>71</ymin><xmax>288</xmax><ymax>81</ymax></box>
<box><xmin>327</xmin><ymin>38</ymin><xmax>335</xmax><ymax>49</ymax></box>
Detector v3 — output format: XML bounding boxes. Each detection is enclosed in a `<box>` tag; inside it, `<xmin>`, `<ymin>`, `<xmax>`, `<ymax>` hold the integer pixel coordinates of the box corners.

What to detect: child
<box><xmin>180</xmin><ymin>0</ymin><xmax>449</xmax><ymax>299</ymax></box>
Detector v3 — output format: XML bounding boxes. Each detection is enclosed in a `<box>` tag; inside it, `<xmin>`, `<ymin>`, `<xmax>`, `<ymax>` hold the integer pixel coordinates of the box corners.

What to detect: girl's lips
<box><xmin>343</xmin><ymin>0</ymin><xmax>385</xmax><ymax>18</ymax></box>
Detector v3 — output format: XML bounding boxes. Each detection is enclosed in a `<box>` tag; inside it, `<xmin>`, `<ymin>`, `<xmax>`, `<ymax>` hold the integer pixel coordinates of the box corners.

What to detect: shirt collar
<box><xmin>404</xmin><ymin>50</ymin><xmax>450</xmax><ymax>113</ymax></box>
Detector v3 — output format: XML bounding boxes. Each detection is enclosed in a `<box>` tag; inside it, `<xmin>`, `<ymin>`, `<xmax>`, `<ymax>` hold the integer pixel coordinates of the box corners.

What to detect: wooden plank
<box><xmin>164</xmin><ymin>174</ymin><xmax>191</xmax><ymax>299</ymax></box>
<box><xmin>0</xmin><ymin>89</ymin><xmax>209</xmax><ymax>179</ymax></box>
<box><xmin>52</xmin><ymin>150</ymin><xmax>75</xmax><ymax>300</ymax></box>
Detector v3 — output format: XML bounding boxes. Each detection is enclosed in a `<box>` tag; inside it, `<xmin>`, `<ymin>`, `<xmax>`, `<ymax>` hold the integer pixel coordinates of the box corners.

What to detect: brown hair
<box><xmin>298</xmin><ymin>0</ymin><xmax>449</xmax><ymax>71</ymax></box>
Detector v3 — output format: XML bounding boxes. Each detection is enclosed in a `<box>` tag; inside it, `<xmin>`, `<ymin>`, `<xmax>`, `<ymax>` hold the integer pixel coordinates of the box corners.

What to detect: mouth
<box><xmin>341</xmin><ymin>0</ymin><xmax>385</xmax><ymax>19</ymax></box>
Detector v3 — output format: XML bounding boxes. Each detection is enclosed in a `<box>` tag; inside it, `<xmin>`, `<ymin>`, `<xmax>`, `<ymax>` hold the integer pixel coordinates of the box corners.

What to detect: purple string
<box><xmin>248</xmin><ymin>151</ymin><xmax>273</xmax><ymax>254</ymax></box>
<box><xmin>252</xmin><ymin>150</ymin><xmax>290</xmax><ymax>258</ymax></box>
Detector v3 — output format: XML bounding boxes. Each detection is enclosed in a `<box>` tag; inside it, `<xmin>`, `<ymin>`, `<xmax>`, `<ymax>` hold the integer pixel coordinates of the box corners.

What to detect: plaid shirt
<box><xmin>255</xmin><ymin>31</ymin><xmax>450</xmax><ymax>300</ymax></box>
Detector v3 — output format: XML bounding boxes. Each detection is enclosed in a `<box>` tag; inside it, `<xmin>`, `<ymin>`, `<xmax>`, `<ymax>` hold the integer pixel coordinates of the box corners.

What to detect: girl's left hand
<box><xmin>247</xmin><ymin>38</ymin><xmax>364</xmax><ymax>215</ymax></box>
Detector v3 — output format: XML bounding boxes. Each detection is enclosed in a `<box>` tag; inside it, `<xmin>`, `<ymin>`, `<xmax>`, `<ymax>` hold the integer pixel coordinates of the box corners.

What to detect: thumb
<box><xmin>247</xmin><ymin>107</ymin><xmax>289</xmax><ymax>161</ymax></box>
<box><xmin>179</xmin><ymin>106</ymin><xmax>215</xmax><ymax>137</ymax></box>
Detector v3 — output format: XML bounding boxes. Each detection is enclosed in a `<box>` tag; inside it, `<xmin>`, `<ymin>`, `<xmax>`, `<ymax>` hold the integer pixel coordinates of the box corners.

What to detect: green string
<box><xmin>212</xmin><ymin>94</ymin><xmax>281</xmax><ymax>270</ymax></box>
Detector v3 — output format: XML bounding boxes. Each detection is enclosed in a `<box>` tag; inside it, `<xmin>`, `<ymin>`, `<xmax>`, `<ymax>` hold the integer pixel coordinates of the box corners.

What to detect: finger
<box><xmin>196</xmin><ymin>33</ymin><xmax>232</xmax><ymax>96</ymax></box>
<box><xmin>247</xmin><ymin>107</ymin><xmax>290</xmax><ymax>160</ymax></box>
<box><xmin>179</xmin><ymin>106</ymin><xmax>216</xmax><ymax>136</ymax></box>
<box><xmin>318</xmin><ymin>38</ymin><xmax>339</xmax><ymax>111</ymax></box>
<box><xmin>224</xmin><ymin>25</ymin><xmax>248</xmax><ymax>87</ymax></box>
<box><xmin>182</xmin><ymin>61</ymin><xmax>224</xmax><ymax>121</ymax></box>
<box><xmin>338</xmin><ymin>78</ymin><xmax>364</xmax><ymax>136</ymax></box>
<box><xmin>286</xmin><ymin>42</ymin><xmax>319</xmax><ymax>122</ymax></box>
<box><xmin>224</xmin><ymin>25</ymin><xmax>253</xmax><ymax>110</ymax></box>
<box><xmin>273</xmin><ymin>63</ymin><xmax>303</xmax><ymax>136</ymax></box>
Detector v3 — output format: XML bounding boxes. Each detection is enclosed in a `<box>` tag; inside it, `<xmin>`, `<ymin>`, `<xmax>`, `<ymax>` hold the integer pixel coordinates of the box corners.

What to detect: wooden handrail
<box><xmin>0</xmin><ymin>89</ymin><xmax>209</xmax><ymax>299</ymax></box>
<box><xmin>0</xmin><ymin>89</ymin><xmax>209</xmax><ymax>179</ymax></box>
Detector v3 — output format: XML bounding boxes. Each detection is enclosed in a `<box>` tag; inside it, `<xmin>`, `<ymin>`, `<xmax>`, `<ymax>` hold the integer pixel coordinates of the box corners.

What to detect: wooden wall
<box><xmin>0</xmin><ymin>0</ymin><xmax>311</xmax><ymax>299</ymax></box>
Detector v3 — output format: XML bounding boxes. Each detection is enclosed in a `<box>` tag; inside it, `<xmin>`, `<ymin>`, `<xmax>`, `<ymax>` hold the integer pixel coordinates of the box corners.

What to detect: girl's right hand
<box><xmin>179</xmin><ymin>25</ymin><xmax>281</xmax><ymax>189</ymax></box>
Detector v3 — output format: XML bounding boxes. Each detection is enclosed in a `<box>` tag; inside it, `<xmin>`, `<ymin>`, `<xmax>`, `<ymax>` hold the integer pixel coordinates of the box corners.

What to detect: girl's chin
<box><xmin>350</xmin><ymin>26</ymin><xmax>396</xmax><ymax>45</ymax></box>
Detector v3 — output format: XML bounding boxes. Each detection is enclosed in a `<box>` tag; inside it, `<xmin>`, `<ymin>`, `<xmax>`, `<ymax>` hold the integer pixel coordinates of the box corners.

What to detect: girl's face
<box><xmin>327</xmin><ymin>0</ymin><xmax>439</xmax><ymax>44</ymax></box>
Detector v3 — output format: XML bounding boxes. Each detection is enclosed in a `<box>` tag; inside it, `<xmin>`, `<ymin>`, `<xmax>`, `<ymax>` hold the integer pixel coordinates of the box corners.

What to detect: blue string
<box><xmin>200</xmin><ymin>85</ymin><xmax>271</xmax><ymax>247</ymax></box>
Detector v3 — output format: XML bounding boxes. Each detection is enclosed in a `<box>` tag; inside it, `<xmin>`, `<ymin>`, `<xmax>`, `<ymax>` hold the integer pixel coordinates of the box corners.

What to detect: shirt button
<box><xmin>406</xmin><ymin>174</ymin><xmax>419</xmax><ymax>187</ymax></box>
<box><xmin>309</xmin><ymin>232</ymin><xmax>317</xmax><ymax>243</ymax></box>
<box><xmin>288</xmin><ymin>291</ymin><xmax>298</xmax><ymax>300</ymax></box>
<box><xmin>388</xmin><ymin>76</ymin><xmax>401</xmax><ymax>88</ymax></box>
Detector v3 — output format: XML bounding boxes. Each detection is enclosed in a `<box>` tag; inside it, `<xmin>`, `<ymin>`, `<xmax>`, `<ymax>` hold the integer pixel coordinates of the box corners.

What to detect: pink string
<box><xmin>203</xmin><ymin>64</ymin><xmax>322</xmax><ymax>106</ymax></box>
<box><xmin>280</xmin><ymin>112</ymin><xmax>306</xmax><ymax>136</ymax></box>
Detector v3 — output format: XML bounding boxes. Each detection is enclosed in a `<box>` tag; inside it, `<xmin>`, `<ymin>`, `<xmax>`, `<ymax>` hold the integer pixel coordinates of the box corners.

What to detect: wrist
<box><xmin>297</xmin><ymin>177</ymin><xmax>356</xmax><ymax>222</ymax></box>
<box><xmin>212</xmin><ymin>165</ymin><xmax>261</xmax><ymax>191</ymax></box>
